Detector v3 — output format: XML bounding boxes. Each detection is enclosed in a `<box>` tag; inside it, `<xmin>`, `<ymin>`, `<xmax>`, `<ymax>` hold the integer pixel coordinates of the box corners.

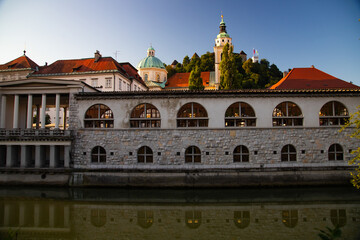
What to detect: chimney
<box><xmin>44</xmin><ymin>62</ymin><xmax>48</xmax><ymax>66</ymax></box>
<box><xmin>283</xmin><ymin>71</ymin><xmax>289</xmax><ymax>78</ymax></box>
<box><xmin>311</xmin><ymin>65</ymin><xmax>315</xmax><ymax>68</ymax></box>
<box><xmin>94</xmin><ymin>50</ymin><xmax>102</xmax><ymax>62</ymax></box>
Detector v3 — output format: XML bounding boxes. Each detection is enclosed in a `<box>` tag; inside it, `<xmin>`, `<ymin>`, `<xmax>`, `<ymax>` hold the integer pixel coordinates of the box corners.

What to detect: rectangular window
<box><xmin>91</xmin><ymin>78</ymin><xmax>98</xmax><ymax>87</ymax></box>
<box><xmin>105</xmin><ymin>78</ymin><xmax>112</xmax><ymax>88</ymax></box>
<box><xmin>127</xmin><ymin>83</ymin><xmax>130</xmax><ymax>91</ymax></box>
<box><xmin>118</xmin><ymin>78</ymin><xmax>122</xmax><ymax>90</ymax></box>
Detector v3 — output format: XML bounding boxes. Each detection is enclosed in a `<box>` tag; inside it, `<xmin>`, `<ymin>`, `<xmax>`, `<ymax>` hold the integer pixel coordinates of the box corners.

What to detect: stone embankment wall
<box><xmin>69</xmin><ymin>127</ymin><xmax>357</xmax><ymax>187</ymax></box>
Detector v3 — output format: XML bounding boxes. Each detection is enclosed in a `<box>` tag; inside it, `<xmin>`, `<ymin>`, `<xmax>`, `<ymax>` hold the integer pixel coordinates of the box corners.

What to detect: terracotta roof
<box><xmin>0</xmin><ymin>54</ymin><xmax>39</xmax><ymax>71</ymax></box>
<box><xmin>166</xmin><ymin>72</ymin><xmax>211</xmax><ymax>88</ymax></box>
<box><xmin>31</xmin><ymin>57</ymin><xmax>128</xmax><ymax>76</ymax></box>
<box><xmin>119</xmin><ymin>62</ymin><xmax>147</xmax><ymax>87</ymax></box>
<box><xmin>270</xmin><ymin>67</ymin><xmax>360</xmax><ymax>90</ymax></box>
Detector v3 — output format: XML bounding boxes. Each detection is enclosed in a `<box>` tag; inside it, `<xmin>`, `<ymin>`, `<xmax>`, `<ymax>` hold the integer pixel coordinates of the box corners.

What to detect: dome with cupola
<box><xmin>137</xmin><ymin>46</ymin><xmax>167</xmax><ymax>91</ymax></box>
<box><xmin>137</xmin><ymin>46</ymin><xmax>165</xmax><ymax>69</ymax></box>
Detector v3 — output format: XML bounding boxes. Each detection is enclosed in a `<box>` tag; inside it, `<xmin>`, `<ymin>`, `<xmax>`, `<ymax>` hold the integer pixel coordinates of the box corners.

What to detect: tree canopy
<box><xmin>188</xmin><ymin>65</ymin><xmax>204</xmax><ymax>90</ymax></box>
<box><xmin>341</xmin><ymin>105</ymin><xmax>360</xmax><ymax>189</ymax></box>
<box><xmin>166</xmin><ymin>49</ymin><xmax>282</xmax><ymax>89</ymax></box>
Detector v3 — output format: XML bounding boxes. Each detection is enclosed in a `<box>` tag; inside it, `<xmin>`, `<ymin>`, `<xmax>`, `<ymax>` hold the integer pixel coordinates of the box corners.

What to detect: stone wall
<box><xmin>73</xmin><ymin>128</ymin><xmax>357</xmax><ymax>169</ymax></box>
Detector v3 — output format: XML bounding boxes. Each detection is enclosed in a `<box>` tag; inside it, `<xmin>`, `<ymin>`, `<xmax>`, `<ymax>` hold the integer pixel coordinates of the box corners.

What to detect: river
<box><xmin>0</xmin><ymin>186</ymin><xmax>359</xmax><ymax>239</ymax></box>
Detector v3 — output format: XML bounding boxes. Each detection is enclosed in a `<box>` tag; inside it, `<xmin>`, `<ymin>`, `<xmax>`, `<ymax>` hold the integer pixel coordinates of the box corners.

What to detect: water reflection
<box><xmin>0</xmin><ymin>187</ymin><xmax>359</xmax><ymax>240</ymax></box>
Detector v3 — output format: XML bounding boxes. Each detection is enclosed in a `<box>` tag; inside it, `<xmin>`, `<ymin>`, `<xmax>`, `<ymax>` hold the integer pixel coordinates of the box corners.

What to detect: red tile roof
<box><xmin>120</xmin><ymin>62</ymin><xmax>147</xmax><ymax>87</ymax></box>
<box><xmin>0</xmin><ymin>55</ymin><xmax>39</xmax><ymax>70</ymax></box>
<box><xmin>270</xmin><ymin>66</ymin><xmax>359</xmax><ymax>90</ymax></box>
<box><xmin>166</xmin><ymin>72</ymin><xmax>211</xmax><ymax>88</ymax></box>
<box><xmin>32</xmin><ymin>57</ymin><xmax>128</xmax><ymax>76</ymax></box>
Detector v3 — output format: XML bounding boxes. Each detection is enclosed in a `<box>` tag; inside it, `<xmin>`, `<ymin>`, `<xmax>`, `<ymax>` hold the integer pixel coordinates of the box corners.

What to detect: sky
<box><xmin>0</xmin><ymin>0</ymin><xmax>359</xmax><ymax>85</ymax></box>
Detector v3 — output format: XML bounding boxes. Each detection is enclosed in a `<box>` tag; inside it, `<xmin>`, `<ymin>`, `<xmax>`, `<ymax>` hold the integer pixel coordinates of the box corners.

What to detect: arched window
<box><xmin>185</xmin><ymin>146</ymin><xmax>201</xmax><ymax>163</ymax></box>
<box><xmin>185</xmin><ymin>211</ymin><xmax>201</xmax><ymax>229</ymax></box>
<box><xmin>281</xmin><ymin>144</ymin><xmax>296</xmax><ymax>162</ymax></box>
<box><xmin>177</xmin><ymin>102</ymin><xmax>208</xmax><ymax>127</ymax></box>
<box><xmin>137</xmin><ymin>211</ymin><xmax>154</xmax><ymax>228</ymax></box>
<box><xmin>328</xmin><ymin>144</ymin><xmax>344</xmax><ymax>161</ymax></box>
<box><xmin>273</xmin><ymin>102</ymin><xmax>303</xmax><ymax>127</ymax></box>
<box><xmin>130</xmin><ymin>103</ymin><xmax>160</xmax><ymax>128</ymax></box>
<box><xmin>91</xmin><ymin>146</ymin><xmax>106</xmax><ymax>163</ymax></box>
<box><xmin>91</xmin><ymin>209</ymin><xmax>106</xmax><ymax>227</ymax></box>
<box><xmin>156</xmin><ymin>74</ymin><xmax>160</xmax><ymax>82</ymax></box>
<box><xmin>233</xmin><ymin>145</ymin><xmax>249</xmax><ymax>162</ymax></box>
<box><xmin>234</xmin><ymin>211</ymin><xmax>250</xmax><ymax>229</ymax></box>
<box><xmin>84</xmin><ymin>104</ymin><xmax>114</xmax><ymax>128</ymax></box>
<box><xmin>225</xmin><ymin>102</ymin><xmax>256</xmax><ymax>127</ymax></box>
<box><xmin>144</xmin><ymin>74</ymin><xmax>148</xmax><ymax>81</ymax></box>
<box><xmin>282</xmin><ymin>210</ymin><xmax>298</xmax><ymax>228</ymax></box>
<box><xmin>330</xmin><ymin>209</ymin><xmax>346</xmax><ymax>227</ymax></box>
<box><xmin>319</xmin><ymin>101</ymin><xmax>349</xmax><ymax>126</ymax></box>
<box><xmin>137</xmin><ymin>146</ymin><xmax>153</xmax><ymax>163</ymax></box>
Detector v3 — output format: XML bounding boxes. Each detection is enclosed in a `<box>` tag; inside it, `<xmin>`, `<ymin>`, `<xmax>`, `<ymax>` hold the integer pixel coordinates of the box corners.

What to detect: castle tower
<box><xmin>214</xmin><ymin>15</ymin><xmax>232</xmax><ymax>89</ymax></box>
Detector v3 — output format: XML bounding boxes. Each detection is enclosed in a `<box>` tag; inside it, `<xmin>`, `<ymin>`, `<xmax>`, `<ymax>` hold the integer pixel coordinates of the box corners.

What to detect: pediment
<box><xmin>0</xmin><ymin>78</ymin><xmax>98</xmax><ymax>93</ymax></box>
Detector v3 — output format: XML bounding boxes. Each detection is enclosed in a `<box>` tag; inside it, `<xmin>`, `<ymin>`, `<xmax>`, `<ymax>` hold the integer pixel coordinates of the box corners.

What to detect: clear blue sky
<box><xmin>0</xmin><ymin>0</ymin><xmax>359</xmax><ymax>85</ymax></box>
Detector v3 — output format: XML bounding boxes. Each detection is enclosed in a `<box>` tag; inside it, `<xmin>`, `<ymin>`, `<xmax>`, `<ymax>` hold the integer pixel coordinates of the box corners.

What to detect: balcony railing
<box><xmin>0</xmin><ymin>129</ymin><xmax>72</xmax><ymax>138</ymax></box>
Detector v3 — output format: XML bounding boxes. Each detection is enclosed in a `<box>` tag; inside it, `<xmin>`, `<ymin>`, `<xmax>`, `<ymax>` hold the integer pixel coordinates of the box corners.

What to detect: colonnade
<box><xmin>0</xmin><ymin>93</ymin><xmax>68</xmax><ymax>130</ymax></box>
<box><xmin>1</xmin><ymin>145</ymin><xmax>70</xmax><ymax>168</ymax></box>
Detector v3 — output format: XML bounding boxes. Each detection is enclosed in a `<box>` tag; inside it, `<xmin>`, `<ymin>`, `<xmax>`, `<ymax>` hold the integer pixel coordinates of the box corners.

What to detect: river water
<box><xmin>0</xmin><ymin>186</ymin><xmax>359</xmax><ymax>240</ymax></box>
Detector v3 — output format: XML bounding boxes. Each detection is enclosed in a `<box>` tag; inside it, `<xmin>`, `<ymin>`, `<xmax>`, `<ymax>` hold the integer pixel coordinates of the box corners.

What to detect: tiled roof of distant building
<box><xmin>31</xmin><ymin>57</ymin><xmax>128</xmax><ymax>76</ymax></box>
<box><xmin>0</xmin><ymin>53</ymin><xmax>39</xmax><ymax>71</ymax></box>
<box><xmin>270</xmin><ymin>66</ymin><xmax>359</xmax><ymax>90</ymax></box>
<box><xmin>166</xmin><ymin>72</ymin><xmax>213</xmax><ymax>89</ymax></box>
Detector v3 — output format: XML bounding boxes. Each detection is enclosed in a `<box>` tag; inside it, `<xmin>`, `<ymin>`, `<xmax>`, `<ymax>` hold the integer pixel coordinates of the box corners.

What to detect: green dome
<box><xmin>217</xmin><ymin>32</ymin><xmax>230</xmax><ymax>38</ymax></box>
<box><xmin>137</xmin><ymin>56</ymin><xmax>165</xmax><ymax>69</ymax></box>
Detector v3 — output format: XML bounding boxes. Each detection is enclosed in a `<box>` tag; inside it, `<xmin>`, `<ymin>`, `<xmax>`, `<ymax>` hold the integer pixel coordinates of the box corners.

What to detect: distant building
<box><xmin>137</xmin><ymin>47</ymin><xmax>167</xmax><ymax>90</ymax></box>
<box><xmin>0</xmin><ymin>51</ymin><xmax>39</xmax><ymax>82</ymax></box>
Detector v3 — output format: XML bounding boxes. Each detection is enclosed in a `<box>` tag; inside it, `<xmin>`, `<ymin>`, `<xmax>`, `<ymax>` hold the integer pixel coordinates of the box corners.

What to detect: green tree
<box><xmin>341</xmin><ymin>105</ymin><xmax>360</xmax><ymax>189</ymax></box>
<box><xmin>188</xmin><ymin>65</ymin><xmax>204</xmax><ymax>90</ymax></box>
<box><xmin>165</xmin><ymin>65</ymin><xmax>176</xmax><ymax>79</ymax></box>
<box><xmin>219</xmin><ymin>43</ymin><xmax>241</xmax><ymax>89</ymax></box>
<box><xmin>199</xmin><ymin>52</ymin><xmax>215</xmax><ymax>72</ymax></box>
<box><xmin>182</xmin><ymin>56</ymin><xmax>190</xmax><ymax>71</ymax></box>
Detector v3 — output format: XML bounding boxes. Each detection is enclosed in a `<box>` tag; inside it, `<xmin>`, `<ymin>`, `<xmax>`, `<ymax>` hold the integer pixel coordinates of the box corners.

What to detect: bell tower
<box><xmin>214</xmin><ymin>15</ymin><xmax>232</xmax><ymax>89</ymax></box>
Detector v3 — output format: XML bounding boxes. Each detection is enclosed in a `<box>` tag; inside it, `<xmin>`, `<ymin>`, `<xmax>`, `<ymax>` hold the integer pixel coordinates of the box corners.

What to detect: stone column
<box><xmin>64</xmin><ymin>145</ymin><xmax>70</xmax><ymax>168</ymax></box>
<box><xmin>35</xmin><ymin>145</ymin><xmax>45</xmax><ymax>168</ymax></box>
<box><xmin>6</xmin><ymin>145</ymin><xmax>13</xmax><ymax>167</ymax></box>
<box><xmin>50</xmin><ymin>145</ymin><xmax>56</xmax><ymax>168</ymax></box>
<box><xmin>41</xmin><ymin>94</ymin><xmax>46</xmax><ymax>129</ymax></box>
<box><xmin>55</xmin><ymin>94</ymin><xmax>60</xmax><ymax>129</ymax></box>
<box><xmin>13</xmin><ymin>94</ymin><xmax>19</xmax><ymax>128</ymax></box>
<box><xmin>0</xmin><ymin>95</ymin><xmax>6</xmax><ymax>128</ymax></box>
<box><xmin>27</xmin><ymin>94</ymin><xmax>33</xmax><ymax>129</ymax></box>
<box><xmin>20</xmin><ymin>145</ymin><xmax>28</xmax><ymax>168</ymax></box>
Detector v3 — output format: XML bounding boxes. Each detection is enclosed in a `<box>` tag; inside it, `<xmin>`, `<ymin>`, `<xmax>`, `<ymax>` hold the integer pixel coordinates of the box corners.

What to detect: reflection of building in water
<box><xmin>0</xmin><ymin>200</ymin><xmax>71</xmax><ymax>239</ymax></box>
<box><xmin>0</xmin><ymin>198</ymin><xmax>359</xmax><ymax>239</ymax></box>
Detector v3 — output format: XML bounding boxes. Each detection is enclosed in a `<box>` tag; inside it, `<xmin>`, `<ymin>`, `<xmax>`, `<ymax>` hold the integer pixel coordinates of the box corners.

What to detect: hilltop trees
<box><xmin>166</xmin><ymin>49</ymin><xmax>282</xmax><ymax>89</ymax></box>
<box><xmin>219</xmin><ymin>43</ymin><xmax>241</xmax><ymax>89</ymax></box>
<box><xmin>188</xmin><ymin>65</ymin><xmax>204</xmax><ymax>90</ymax></box>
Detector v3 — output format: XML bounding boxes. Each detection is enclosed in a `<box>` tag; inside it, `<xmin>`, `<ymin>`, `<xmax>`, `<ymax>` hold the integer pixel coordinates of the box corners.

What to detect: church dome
<box><xmin>137</xmin><ymin>56</ymin><xmax>165</xmax><ymax>69</ymax></box>
<box><xmin>137</xmin><ymin>47</ymin><xmax>165</xmax><ymax>69</ymax></box>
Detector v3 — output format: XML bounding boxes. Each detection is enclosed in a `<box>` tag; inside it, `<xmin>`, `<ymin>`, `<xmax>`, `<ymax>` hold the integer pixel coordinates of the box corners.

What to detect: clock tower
<box><xmin>214</xmin><ymin>15</ymin><xmax>232</xmax><ymax>89</ymax></box>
